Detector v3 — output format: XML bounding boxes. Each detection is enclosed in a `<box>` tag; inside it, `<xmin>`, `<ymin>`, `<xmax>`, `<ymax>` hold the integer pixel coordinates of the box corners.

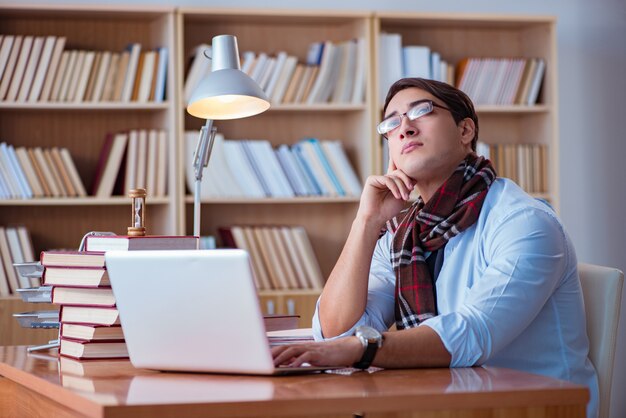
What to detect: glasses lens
<box><xmin>377</xmin><ymin>116</ymin><xmax>400</xmax><ymax>135</ymax></box>
<box><xmin>407</xmin><ymin>101</ymin><xmax>433</xmax><ymax>120</ymax></box>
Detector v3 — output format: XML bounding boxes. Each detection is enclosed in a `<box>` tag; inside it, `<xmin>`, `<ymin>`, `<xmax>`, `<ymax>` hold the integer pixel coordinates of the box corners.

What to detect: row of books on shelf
<box><xmin>476</xmin><ymin>142</ymin><xmax>548</xmax><ymax>193</ymax></box>
<box><xmin>0</xmin><ymin>225</ymin><xmax>36</xmax><ymax>296</ymax></box>
<box><xmin>184</xmin><ymin>38</ymin><xmax>366</xmax><ymax>106</ymax></box>
<box><xmin>185</xmin><ymin>133</ymin><xmax>362</xmax><ymax>199</ymax></box>
<box><xmin>0</xmin><ymin>142</ymin><xmax>86</xmax><ymax>199</ymax></box>
<box><xmin>378</xmin><ymin>33</ymin><xmax>455</xmax><ymax>100</ymax></box>
<box><xmin>377</xmin><ymin>32</ymin><xmax>546</xmax><ymax>106</ymax></box>
<box><xmin>219</xmin><ymin>225</ymin><xmax>324</xmax><ymax>292</ymax></box>
<box><xmin>93</xmin><ymin>129</ymin><xmax>169</xmax><ymax>198</ymax></box>
<box><xmin>457</xmin><ymin>58</ymin><xmax>546</xmax><ymax>106</ymax></box>
<box><xmin>0</xmin><ymin>128</ymin><xmax>168</xmax><ymax>200</ymax></box>
<box><xmin>0</xmin><ymin>35</ymin><xmax>167</xmax><ymax>103</ymax></box>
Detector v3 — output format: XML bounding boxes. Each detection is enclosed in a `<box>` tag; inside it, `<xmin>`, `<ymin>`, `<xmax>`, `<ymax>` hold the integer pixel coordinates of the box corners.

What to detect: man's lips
<box><xmin>402</xmin><ymin>141</ymin><xmax>423</xmax><ymax>154</ymax></box>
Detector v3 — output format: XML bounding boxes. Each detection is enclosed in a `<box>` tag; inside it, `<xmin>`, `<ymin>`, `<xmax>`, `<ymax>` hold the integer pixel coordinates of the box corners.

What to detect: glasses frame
<box><xmin>377</xmin><ymin>99</ymin><xmax>454</xmax><ymax>139</ymax></box>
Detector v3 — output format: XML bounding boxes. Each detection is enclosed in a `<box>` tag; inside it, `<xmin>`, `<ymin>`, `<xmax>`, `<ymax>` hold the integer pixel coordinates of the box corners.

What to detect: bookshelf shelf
<box><xmin>0</xmin><ymin>197</ymin><xmax>171</xmax><ymax>206</ymax></box>
<box><xmin>475</xmin><ymin>105</ymin><xmax>550</xmax><ymax>114</ymax></box>
<box><xmin>0</xmin><ymin>102</ymin><xmax>170</xmax><ymax>111</ymax></box>
<box><xmin>269</xmin><ymin>104</ymin><xmax>368</xmax><ymax>112</ymax></box>
<box><xmin>184</xmin><ymin>196</ymin><xmax>361</xmax><ymax>204</ymax></box>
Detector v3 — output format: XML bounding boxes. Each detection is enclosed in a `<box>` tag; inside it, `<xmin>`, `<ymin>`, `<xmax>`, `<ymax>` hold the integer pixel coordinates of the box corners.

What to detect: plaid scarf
<box><xmin>386</xmin><ymin>153</ymin><xmax>496</xmax><ymax>329</ymax></box>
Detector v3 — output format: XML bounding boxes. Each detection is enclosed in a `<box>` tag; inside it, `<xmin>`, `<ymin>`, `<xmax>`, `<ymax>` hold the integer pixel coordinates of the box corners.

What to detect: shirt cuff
<box><xmin>420</xmin><ymin>312</ymin><xmax>484</xmax><ymax>367</ymax></box>
<box><xmin>311</xmin><ymin>298</ymin><xmax>369</xmax><ymax>341</ymax></box>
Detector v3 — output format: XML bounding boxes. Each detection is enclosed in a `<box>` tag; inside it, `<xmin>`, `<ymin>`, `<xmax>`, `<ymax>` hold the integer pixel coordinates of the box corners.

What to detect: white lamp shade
<box><xmin>186</xmin><ymin>34</ymin><xmax>270</xmax><ymax>120</ymax></box>
<box><xmin>186</xmin><ymin>68</ymin><xmax>270</xmax><ymax>119</ymax></box>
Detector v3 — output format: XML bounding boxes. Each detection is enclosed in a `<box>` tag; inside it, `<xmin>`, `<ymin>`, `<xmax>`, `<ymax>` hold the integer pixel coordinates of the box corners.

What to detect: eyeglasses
<box><xmin>377</xmin><ymin>100</ymin><xmax>454</xmax><ymax>138</ymax></box>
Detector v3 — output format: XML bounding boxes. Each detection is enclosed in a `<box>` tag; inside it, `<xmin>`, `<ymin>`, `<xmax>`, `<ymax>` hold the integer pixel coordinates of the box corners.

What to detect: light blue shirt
<box><xmin>312</xmin><ymin>178</ymin><xmax>598</xmax><ymax>418</ymax></box>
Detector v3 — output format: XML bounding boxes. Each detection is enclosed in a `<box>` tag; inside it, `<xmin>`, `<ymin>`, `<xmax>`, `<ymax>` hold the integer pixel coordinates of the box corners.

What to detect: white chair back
<box><xmin>578</xmin><ymin>263</ymin><xmax>624</xmax><ymax>418</ymax></box>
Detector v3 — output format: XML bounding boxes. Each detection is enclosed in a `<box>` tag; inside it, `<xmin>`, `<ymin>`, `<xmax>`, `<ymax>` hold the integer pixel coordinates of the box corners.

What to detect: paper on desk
<box><xmin>324</xmin><ymin>366</ymin><xmax>384</xmax><ymax>375</ymax></box>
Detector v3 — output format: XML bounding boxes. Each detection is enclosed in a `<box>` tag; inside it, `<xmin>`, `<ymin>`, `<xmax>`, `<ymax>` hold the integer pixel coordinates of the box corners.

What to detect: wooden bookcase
<box><xmin>175</xmin><ymin>9</ymin><xmax>374</xmax><ymax>321</ymax></box>
<box><xmin>0</xmin><ymin>5</ymin><xmax>179</xmax><ymax>345</ymax></box>
<box><xmin>0</xmin><ymin>7</ymin><xmax>559</xmax><ymax>343</ymax></box>
<box><xmin>0</xmin><ymin>4</ymin><xmax>180</xmax><ymax>246</ymax></box>
<box><xmin>373</xmin><ymin>13</ymin><xmax>559</xmax><ymax>209</ymax></box>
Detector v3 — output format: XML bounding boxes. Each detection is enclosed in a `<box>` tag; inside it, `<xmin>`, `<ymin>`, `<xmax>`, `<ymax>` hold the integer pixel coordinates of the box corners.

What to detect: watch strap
<box><xmin>353</xmin><ymin>341</ymin><xmax>378</xmax><ymax>370</ymax></box>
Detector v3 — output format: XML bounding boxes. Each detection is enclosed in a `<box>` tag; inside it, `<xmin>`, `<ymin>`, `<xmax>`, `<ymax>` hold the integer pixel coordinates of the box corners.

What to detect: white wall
<box><xmin>4</xmin><ymin>0</ymin><xmax>625</xmax><ymax>416</ymax></box>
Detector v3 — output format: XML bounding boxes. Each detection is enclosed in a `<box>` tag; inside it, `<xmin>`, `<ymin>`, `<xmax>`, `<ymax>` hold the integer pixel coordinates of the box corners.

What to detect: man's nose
<box><xmin>398</xmin><ymin>116</ymin><xmax>417</xmax><ymax>140</ymax></box>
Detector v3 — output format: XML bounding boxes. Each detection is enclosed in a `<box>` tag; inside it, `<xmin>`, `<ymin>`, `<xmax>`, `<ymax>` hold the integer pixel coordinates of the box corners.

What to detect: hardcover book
<box><xmin>61</xmin><ymin>323</ymin><xmax>124</xmax><ymax>341</ymax></box>
<box><xmin>84</xmin><ymin>235</ymin><xmax>198</xmax><ymax>252</ymax></box>
<box><xmin>43</xmin><ymin>266</ymin><xmax>109</xmax><ymax>287</ymax></box>
<box><xmin>60</xmin><ymin>338</ymin><xmax>128</xmax><ymax>359</ymax></box>
<box><xmin>263</xmin><ymin>314</ymin><xmax>299</xmax><ymax>332</ymax></box>
<box><xmin>41</xmin><ymin>251</ymin><xmax>106</xmax><ymax>268</ymax></box>
<box><xmin>60</xmin><ymin>305</ymin><xmax>120</xmax><ymax>326</ymax></box>
<box><xmin>51</xmin><ymin>286</ymin><xmax>115</xmax><ymax>307</ymax></box>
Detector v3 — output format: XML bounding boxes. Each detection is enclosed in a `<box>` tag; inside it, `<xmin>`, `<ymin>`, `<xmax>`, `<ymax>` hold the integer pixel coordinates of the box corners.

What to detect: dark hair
<box><xmin>383</xmin><ymin>78</ymin><xmax>479</xmax><ymax>151</ymax></box>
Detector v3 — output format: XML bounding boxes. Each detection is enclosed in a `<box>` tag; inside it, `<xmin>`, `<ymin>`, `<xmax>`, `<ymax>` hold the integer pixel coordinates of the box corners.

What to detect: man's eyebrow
<box><xmin>385</xmin><ymin>99</ymin><xmax>431</xmax><ymax>118</ymax></box>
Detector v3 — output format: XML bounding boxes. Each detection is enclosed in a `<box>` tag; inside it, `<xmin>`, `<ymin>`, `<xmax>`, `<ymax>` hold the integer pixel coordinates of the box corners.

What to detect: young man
<box><xmin>272</xmin><ymin>78</ymin><xmax>598</xmax><ymax>418</ymax></box>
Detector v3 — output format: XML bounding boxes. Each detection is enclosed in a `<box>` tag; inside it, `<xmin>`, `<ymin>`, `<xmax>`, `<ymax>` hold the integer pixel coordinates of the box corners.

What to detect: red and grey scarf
<box><xmin>386</xmin><ymin>153</ymin><xmax>497</xmax><ymax>329</ymax></box>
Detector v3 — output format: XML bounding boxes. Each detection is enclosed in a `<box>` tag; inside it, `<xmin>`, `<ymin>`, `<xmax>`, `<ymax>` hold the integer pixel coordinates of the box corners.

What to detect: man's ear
<box><xmin>458</xmin><ymin>118</ymin><xmax>475</xmax><ymax>147</ymax></box>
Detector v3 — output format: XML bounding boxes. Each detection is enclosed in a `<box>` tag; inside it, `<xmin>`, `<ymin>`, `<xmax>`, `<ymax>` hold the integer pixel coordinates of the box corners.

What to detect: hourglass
<box><xmin>127</xmin><ymin>188</ymin><xmax>147</xmax><ymax>236</ymax></box>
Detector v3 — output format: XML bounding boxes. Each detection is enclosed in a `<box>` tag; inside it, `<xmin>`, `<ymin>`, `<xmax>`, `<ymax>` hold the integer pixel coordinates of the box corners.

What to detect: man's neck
<box><xmin>414</xmin><ymin>153</ymin><xmax>471</xmax><ymax>204</ymax></box>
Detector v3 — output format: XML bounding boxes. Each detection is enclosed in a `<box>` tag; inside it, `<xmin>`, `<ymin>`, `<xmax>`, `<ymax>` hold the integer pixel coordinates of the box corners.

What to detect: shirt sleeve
<box><xmin>421</xmin><ymin>207</ymin><xmax>569</xmax><ymax>367</ymax></box>
<box><xmin>312</xmin><ymin>231</ymin><xmax>397</xmax><ymax>341</ymax></box>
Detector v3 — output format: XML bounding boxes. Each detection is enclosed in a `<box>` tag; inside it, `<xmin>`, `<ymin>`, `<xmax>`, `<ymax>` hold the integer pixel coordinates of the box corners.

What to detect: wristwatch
<box><xmin>353</xmin><ymin>325</ymin><xmax>383</xmax><ymax>369</ymax></box>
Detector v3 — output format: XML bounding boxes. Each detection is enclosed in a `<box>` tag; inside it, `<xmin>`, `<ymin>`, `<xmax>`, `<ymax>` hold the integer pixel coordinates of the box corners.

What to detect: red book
<box><xmin>59</xmin><ymin>338</ymin><xmax>128</xmax><ymax>359</ymax></box>
<box><xmin>40</xmin><ymin>251</ymin><xmax>106</xmax><ymax>268</ymax></box>
<box><xmin>218</xmin><ymin>227</ymin><xmax>237</xmax><ymax>248</ymax></box>
<box><xmin>263</xmin><ymin>314</ymin><xmax>299</xmax><ymax>332</ymax></box>
<box><xmin>90</xmin><ymin>133</ymin><xmax>114</xmax><ymax>195</ymax></box>
<box><xmin>60</xmin><ymin>323</ymin><xmax>124</xmax><ymax>341</ymax></box>
<box><xmin>43</xmin><ymin>266</ymin><xmax>109</xmax><ymax>287</ymax></box>
<box><xmin>60</xmin><ymin>306</ymin><xmax>120</xmax><ymax>326</ymax></box>
<box><xmin>84</xmin><ymin>235</ymin><xmax>198</xmax><ymax>251</ymax></box>
<box><xmin>51</xmin><ymin>286</ymin><xmax>115</xmax><ymax>307</ymax></box>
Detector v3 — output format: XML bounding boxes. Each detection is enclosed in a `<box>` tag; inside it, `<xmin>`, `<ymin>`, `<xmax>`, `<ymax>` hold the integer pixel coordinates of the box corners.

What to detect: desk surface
<box><xmin>0</xmin><ymin>345</ymin><xmax>588</xmax><ymax>418</ymax></box>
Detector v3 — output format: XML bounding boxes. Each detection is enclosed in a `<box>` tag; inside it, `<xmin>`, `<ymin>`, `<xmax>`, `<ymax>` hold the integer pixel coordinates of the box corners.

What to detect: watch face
<box><xmin>356</xmin><ymin>326</ymin><xmax>381</xmax><ymax>342</ymax></box>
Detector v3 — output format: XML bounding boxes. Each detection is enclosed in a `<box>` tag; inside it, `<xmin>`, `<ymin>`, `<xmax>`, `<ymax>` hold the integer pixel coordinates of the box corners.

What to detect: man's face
<box><xmin>384</xmin><ymin>88</ymin><xmax>473</xmax><ymax>181</ymax></box>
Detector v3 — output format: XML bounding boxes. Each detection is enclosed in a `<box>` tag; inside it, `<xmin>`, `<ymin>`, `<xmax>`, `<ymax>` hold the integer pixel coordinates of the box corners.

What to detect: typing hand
<box><xmin>356</xmin><ymin>158</ymin><xmax>415</xmax><ymax>228</ymax></box>
<box><xmin>271</xmin><ymin>337</ymin><xmax>363</xmax><ymax>368</ymax></box>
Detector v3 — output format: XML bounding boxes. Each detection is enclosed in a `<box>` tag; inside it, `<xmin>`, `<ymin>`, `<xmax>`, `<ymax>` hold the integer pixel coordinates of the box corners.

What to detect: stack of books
<box><xmin>41</xmin><ymin>250</ymin><xmax>128</xmax><ymax>360</ymax></box>
<box><xmin>41</xmin><ymin>235</ymin><xmax>198</xmax><ymax>360</ymax></box>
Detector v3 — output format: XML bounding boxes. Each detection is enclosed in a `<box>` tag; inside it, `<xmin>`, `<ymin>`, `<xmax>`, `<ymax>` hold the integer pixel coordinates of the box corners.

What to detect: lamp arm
<box><xmin>193</xmin><ymin>119</ymin><xmax>217</xmax><ymax>239</ymax></box>
<box><xmin>193</xmin><ymin>119</ymin><xmax>217</xmax><ymax>181</ymax></box>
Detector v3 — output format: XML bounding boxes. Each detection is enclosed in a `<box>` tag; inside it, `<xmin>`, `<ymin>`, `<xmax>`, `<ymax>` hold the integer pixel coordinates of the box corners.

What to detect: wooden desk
<box><xmin>0</xmin><ymin>346</ymin><xmax>588</xmax><ymax>418</ymax></box>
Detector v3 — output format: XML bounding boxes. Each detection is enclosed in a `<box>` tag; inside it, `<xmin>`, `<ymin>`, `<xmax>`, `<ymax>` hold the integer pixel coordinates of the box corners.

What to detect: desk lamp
<box><xmin>186</xmin><ymin>35</ymin><xmax>270</xmax><ymax>238</ymax></box>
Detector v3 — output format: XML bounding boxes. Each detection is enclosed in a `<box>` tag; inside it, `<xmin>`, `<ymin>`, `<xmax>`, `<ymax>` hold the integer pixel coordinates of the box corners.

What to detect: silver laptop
<box><xmin>105</xmin><ymin>249</ymin><xmax>334</xmax><ymax>375</ymax></box>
